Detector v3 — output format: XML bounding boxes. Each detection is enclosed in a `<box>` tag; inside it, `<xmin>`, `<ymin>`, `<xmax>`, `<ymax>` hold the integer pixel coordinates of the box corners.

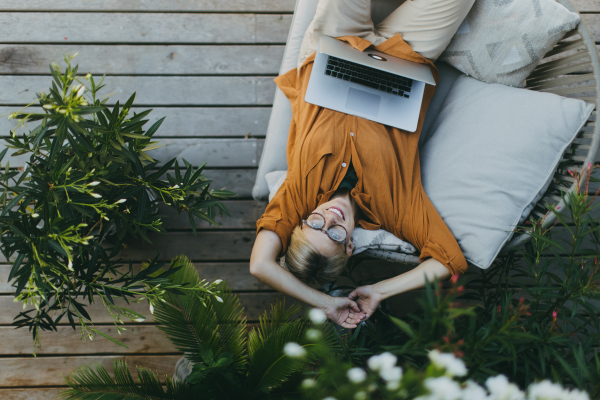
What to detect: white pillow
<box><xmin>420</xmin><ymin>74</ymin><xmax>594</xmax><ymax>269</ymax></box>
<box><xmin>438</xmin><ymin>0</ymin><xmax>580</xmax><ymax>87</ymax></box>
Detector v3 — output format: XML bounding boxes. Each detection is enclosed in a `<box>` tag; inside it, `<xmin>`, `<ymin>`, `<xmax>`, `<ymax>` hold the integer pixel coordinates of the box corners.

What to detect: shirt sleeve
<box><xmin>256</xmin><ymin>178</ymin><xmax>303</xmax><ymax>256</ymax></box>
<box><xmin>402</xmin><ymin>186</ymin><xmax>468</xmax><ymax>275</ymax></box>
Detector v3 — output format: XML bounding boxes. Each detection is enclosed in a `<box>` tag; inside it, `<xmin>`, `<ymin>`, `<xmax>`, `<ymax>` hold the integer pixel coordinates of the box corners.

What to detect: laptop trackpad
<box><xmin>345</xmin><ymin>87</ymin><xmax>381</xmax><ymax>116</ymax></box>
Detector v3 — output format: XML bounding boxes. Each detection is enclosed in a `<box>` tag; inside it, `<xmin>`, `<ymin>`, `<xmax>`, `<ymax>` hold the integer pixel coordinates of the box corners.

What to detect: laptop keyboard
<box><xmin>325</xmin><ymin>56</ymin><xmax>412</xmax><ymax>98</ymax></box>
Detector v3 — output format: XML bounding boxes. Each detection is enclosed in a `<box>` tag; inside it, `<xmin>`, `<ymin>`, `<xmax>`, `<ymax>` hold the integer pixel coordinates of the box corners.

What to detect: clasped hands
<box><xmin>323</xmin><ymin>285</ymin><xmax>382</xmax><ymax>329</ymax></box>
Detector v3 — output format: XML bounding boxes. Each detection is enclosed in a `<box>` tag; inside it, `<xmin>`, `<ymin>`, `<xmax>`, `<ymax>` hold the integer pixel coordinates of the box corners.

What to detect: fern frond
<box><xmin>154</xmin><ymin>256</ymin><xmax>222</xmax><ymax>364</ymax></box>
<box><xmin>246</xmin><ymin>299</ymin><xmax>311</xmax><ymax>395</ymax></box>
<box><xmin>210</xmin><ymin>282</ymin><xmax>248</xmax><ymax>370</ymax></box>
<box><xmin>154</xmin><ymin>255</ymin><xmax>247</xmax><ymax>369</ymax></box>
<box><xmin>59</xmin><ymin>359</ymin><xmax>194</xmax><ymax>400</ymax></box>
<box><xmin>248</xmin><ymin>299</ymin><xmax>302</xmax><ymax>359</ymax></box>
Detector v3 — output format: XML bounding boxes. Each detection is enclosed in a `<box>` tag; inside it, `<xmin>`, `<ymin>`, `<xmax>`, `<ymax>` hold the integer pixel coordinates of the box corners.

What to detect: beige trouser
<box><xmin>297</xmin><ymin>0</ymin><xmax>475</xmax><ymax>69</ymax></box>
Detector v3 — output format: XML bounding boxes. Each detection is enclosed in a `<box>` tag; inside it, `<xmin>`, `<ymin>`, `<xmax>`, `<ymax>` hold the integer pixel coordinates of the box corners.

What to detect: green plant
<box><xmin>338</xmin><ymin>165</ymin><xmax>600</xmax><ymax>395</ymax></box>
<box><xmin>60</xmin><ymin>255</ymin><xmax>330</xmax><ymax>400</ymax></box>
<box><xmin>0</xmin><ymin>54</ymin><xmax>235</xmax><ymax>348</ymax></box>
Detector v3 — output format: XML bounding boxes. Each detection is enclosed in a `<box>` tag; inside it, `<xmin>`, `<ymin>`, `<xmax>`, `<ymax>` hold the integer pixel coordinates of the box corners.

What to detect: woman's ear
<box><xmin>346</xmin><ymin>238</ymin><xmax>354</xmax><ymax>257</ymax></box>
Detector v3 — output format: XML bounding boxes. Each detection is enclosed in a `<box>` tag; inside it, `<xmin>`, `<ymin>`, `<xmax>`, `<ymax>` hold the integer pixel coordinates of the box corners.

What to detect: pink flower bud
<box><xmin>552</xmin><ymin>311</ymin><xmax>557</xmax><ymax>320</ymax></box>
<box><xmin>519</xmin><ymin>297</ymin><xmax>524</xmax><ymax>304</ymax></box>
<box><xmin>451</xmin><ymin>274</ymin><xmax>459</xmax><ymax>284</ymax></box>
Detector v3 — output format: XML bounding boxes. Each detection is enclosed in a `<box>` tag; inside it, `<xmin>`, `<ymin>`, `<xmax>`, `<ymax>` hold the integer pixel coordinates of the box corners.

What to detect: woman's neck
<box><xmin>331</xmin><ymin>187</ymin><xmax>361</xmax><ymax>224</ymax></box>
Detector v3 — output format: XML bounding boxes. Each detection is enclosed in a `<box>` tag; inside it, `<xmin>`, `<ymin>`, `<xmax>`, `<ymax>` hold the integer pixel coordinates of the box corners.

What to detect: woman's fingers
<box><xmin>348</xmin><ymin>289</ymin><xmax>358</xmax><ymax>301</ymax></box>
<box><xmin>346</xmin><ymin>299</ymin><xmax>361</xmax><ymax>313</ymax></box>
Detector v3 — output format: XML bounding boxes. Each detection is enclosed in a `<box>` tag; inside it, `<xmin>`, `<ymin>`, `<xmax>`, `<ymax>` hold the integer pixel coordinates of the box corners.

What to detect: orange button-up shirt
<box><xmin>257</xmin><ymin>34</ymin><xmax>467</xmax><ymax>275</ymax></box>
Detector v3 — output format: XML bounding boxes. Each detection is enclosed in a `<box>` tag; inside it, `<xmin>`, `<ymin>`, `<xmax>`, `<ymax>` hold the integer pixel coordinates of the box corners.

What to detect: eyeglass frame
<box><xmin>301</xmin><ymin>212</ymin><xmax>349</xmax><ymax>247</ymax></box>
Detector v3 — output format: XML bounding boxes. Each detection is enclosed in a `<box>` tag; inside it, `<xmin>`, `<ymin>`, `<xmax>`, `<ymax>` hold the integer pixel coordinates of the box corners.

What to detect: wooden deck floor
<box><xmin>0</xmin><ymin>0</ymin><xmax>598</xmax><ymax>398</ymax></box>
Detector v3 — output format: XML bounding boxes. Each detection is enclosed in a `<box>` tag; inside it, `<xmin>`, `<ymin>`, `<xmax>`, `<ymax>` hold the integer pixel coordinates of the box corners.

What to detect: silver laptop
<box><xmin>305</xmin><ymin>36</ymin><xmax>436</xmax><ymax>132</ymax></box>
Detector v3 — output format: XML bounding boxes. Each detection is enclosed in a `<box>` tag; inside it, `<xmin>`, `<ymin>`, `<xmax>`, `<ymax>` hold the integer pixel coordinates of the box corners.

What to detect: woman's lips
<box><xmin>328</xmin><ymin>206</ymin><xmax>345</xmax><ymax>221</ymax></box>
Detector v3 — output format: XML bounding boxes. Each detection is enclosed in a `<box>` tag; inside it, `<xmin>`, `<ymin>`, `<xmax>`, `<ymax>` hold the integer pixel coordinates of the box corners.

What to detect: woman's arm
<box><xmin>250</xmin><ymin>229</ymin><xmax>365</xmax><ymax>328</ymax></box>
<box><xmin>348</xmin><ymin>258</ymin><xmax>451</xmax><ymax>320</ymax></box>
<box><xmin>375</xmin><ymin>258</ymin><xmax>451</xmax><ymax>300</ymax></box>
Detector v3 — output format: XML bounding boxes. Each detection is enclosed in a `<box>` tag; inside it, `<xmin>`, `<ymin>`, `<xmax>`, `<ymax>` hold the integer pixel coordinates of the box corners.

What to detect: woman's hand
<box><xmin>348</xmin><ymin>285</ymin><xmax>383</xmax><ymax>321</ymax></box>
<box><xmin>323</xmin><ymin>296</ymin><xmax>366</xmax><ymax>329</ymax></box>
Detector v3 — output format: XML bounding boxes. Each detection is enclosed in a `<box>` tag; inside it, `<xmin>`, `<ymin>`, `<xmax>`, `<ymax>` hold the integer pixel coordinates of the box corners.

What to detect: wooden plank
<box><xmin>0</xmin><ymin>0</ymin><xmax>589</xmax><ymax>13</ymax></box>
<box><xmin>119</xmin><ymin>231</ymin><xmax>256</xmax><ymax>261</ymax></box>
<box><xmin>200</xmin><ymin>169</ymin><xmax>257</xmax><ymax>198</ymax></box>
<box><xmin>0</xmin><ymin>0</ymin><xmax>592</xmax><ymax>13</ymax></box>
<box><xmin>0</xmin><ymin>76</ymin><xmax>276</xmax><ymax>105</ymax></box>
<box><xmin>0</xmin><ymin>0</ymin><xmax>296</xmax><ymax>12</ymax></box>
<box><xmin>0</xmin><ymin>261</ymin><xmax>271</xmax><ymax>294</ymax></box>
<box><xmin>0</xmin><ymin>138</ymin><xmax>264</xmax><ymax>168</ymax></box>
<box><xmin>0</xmin><ymin>292</ymin><xmax>304</xmax><ymax>325</ymax></box>
<box><xmin>1</xmin><ymin>107</ymin><xmax>272</xmax><ymax>138</ymax></box>
<box><xmin>581</xmin><ymin>14</ymin><xmax>600</xmax><ymax>43</ymax></box>
<box><xmin>0</xmin><ymin>45</ymin><xmax>284</xmax><ymax>75</ymax></box>
<box><xmin>0</xmin><ymin>230</ymin><xmax>256</xmax><ymax>263</ymax></box>
<box><xmin>0</xmin><ymin>388</ymin><xmax>64</xmax><ymax>400</ymax></box>
<box><xmin>160</xmin><ymin>200</ymin><xmax>266</xmax><ymax>230</ymax></box>
<box><xmin>0</xmin><ymin>325</ymin><xmax>177</xmax><ymax>355</ymax></box>
<box><xmin>146</xmin><ymin>138</ymin><xmax>264</xmax><ymax>168</ymax></box>
<box><xmin>0</xmin><ymin>355</ymin><xmax>181</xmax><ymax>386</ymax></box>
<box><xmin>0</xmin><ymin>13</ymin><xmax>291</xmax><ymax>44</ymax></box>
<box><xmin>572</xmin><ymin>0</ymin><xmax>600</xmax><ymax>12</ymax></box>
<box><xmin>0</xmin><ymin>167</ymin><xmax>256</xmax><ymax>198</ymax></box>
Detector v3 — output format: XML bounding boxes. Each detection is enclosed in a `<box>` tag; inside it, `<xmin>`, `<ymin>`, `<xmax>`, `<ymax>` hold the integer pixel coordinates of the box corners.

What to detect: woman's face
<box><xmin>301</xmin><ymin>195</ymin><xmax>356</xmax><ymax>257</ymax></box>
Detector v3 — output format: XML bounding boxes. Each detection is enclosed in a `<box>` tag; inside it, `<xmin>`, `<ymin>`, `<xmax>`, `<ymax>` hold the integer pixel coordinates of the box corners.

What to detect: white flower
<box><xmin>42</xmin><ymin>104</ymin><xmax>54</xmax><ymax>110</ymax></box>
<box><xmin>115</xmin><ymin>199</ymin><xmax>127</xmax><ymax>204</ymax></box>
<box><xmin>308</xmin><ymin>308</ymin><xmax>327</xmax><ymax>324</ymax></box>
<box><xmin>85</xmin><ymin>73</ymin><xmax>92</xmax><ymax>80</ymax></box>
<box><xmin>301</xmin><ymin>379</ymin><xmax>315</xmax><ymax>389</ymax></box>
<box><xmin>103</xmin><ymin>216</ymin><xmax>109</xmax><ymax>221</ymax></box>
<box><xmin>171</xmin><ymin>184</ymin><xmax>180</xmax><ymax>189</ymax></box>
<box><xmin>486</xmin><ymin>375</ymin><xmax>525</xmax><ymax>400</ymax></box>
<box><xmin>213</xmin><ymin>279</ymin><xmax>223</xmax><ymax>285</ymax></box>
<box><xmin>527</xmin><ymin>379</ymin><xmax>569</xmax><ymax>400</ymax></box>
<box><xmin>566</xmin><ymin>389</ymin><xmax>590</xmax><ymax>400</ymax></box>
<box><xmin>462</xmin><ymin>380</ymin><xmax>490</xmax><ymax>400</ymax></box>
<box><xmin>149</xmin><ymin>304</ymin><xmax>154</xmax><ymax>315</ymax></box>
<box><xmin>347</xmin><ymin>367</ymin><xmax>366</xmax><ymax>383</ymax></box>
<box><xmin>380</xmin><ymin>366</ymin><xmax>402</xmax><ymax>383</ymax></box>
<box><xmin>306</xmin><ymin>328</ymin><xmax>322</xmax><ymax>341</ymax></box>
<box><xmin>386</xmin><ymin>380</ymin><xmax>400</xmax><ymax>391</ymax></box>
<box><xmin>283</xmin><ymin>342</ymin><xmax>306</xmax><ymax>358</ymax></box>
<box><xmin>90</xmin><ymin>193</ymin><xmax>102</xmax><ymax>198</ymax></box>
<box><xmin>354</xmin><ymin>391</ymin><xmax>367</xmax><ymax>400</ymax></box>
<box><xmin>76</xmin><ymin>85</ymin><xmax>85</xmax><ymax>98</ymax></box>
<box><xmin>32</xmin><ymin>213</ymin><xmax>39</xmax><ymax>218</ymax></box>
<box><xmin>428</xmin><ymin>350</ymin><xmax>467</xmax><ymax>377</ymax></box>
<box><xmin>415</xmin><ymin>376</ymin><xmax>462</xmax><ymax>400</ymax></box>
<box><xmin>134</xmin><ymin>317</ymin><xmax>145</xmax><ymax>322</ymax></box>
<box><xmin>215</xmin><ymin>296</ymin><xmax>223</xmax><ymax>303</ymax></box>
<box><xmin>367</xmin><ymin>352</ymin><xmax>397</xmax><ymax>372</ymax></box>
<box><xmin>81</xmin><ymin>100</ymin><xmax>89</xmax><ymax>106</ymax></box>
<box><xmin>323</xmin><ymin>397</ymin><xmax>337</xmax><ymax>400</ymax></box>
<box><xmin>67</xmin><ymin>258</ymin><xmax>73</xmax><ymax>271</ymax></box>
<box><xmin>89</xmin><ymin>181</ymin><xmax>101</xmax><ymax>186</ymax></box>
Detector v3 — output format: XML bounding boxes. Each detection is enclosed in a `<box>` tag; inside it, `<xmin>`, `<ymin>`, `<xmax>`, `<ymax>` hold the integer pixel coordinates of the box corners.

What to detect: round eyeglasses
<box><xmin>301</xmin><ymin>212</ymin><xmax>348</xmax><ymax>246</ymax></box>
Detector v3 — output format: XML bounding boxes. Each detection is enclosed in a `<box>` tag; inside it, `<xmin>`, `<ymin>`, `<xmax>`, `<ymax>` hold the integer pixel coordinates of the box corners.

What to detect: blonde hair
<box><xmin>283</xmin><ymin>226</ymin><xmax>349</xmax><ymax>286</ymax></box>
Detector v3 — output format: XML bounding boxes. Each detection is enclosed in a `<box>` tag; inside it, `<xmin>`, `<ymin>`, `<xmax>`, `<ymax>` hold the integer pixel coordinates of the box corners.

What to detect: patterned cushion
<box><xmin>438</xmin><ymin>0</ymin><xmax>580</xmax><ymax>88</ymax></box>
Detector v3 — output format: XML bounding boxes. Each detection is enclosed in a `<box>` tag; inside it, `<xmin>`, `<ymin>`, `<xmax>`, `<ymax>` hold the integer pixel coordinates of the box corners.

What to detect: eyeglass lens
<box><xmin>306</xmin><ymin>214</ymin><xmax>346</xmax><ymax>242</ymax></box>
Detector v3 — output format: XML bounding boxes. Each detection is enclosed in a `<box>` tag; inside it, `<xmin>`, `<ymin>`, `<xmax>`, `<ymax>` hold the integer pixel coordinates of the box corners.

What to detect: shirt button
<box><xmin>342</xmin><ymin>163</ymin><xmax>347</xmax><ymax>167</ymax></box>
<box><xmin>350</xmin><ymin>132</ymin><xmax>354</xmax><ymax>137</ymax></box>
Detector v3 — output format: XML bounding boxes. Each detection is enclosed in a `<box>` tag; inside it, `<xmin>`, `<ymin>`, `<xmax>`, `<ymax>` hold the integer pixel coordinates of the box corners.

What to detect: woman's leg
<box><xmin>297</xmin><ymin>0</ymin><xmax>385</xmax><ymax>70</ymax></box>
<box><xmin>375</xmin><ymin>0</ymin><xmax>475</xmax><ymax>61</ymax></box>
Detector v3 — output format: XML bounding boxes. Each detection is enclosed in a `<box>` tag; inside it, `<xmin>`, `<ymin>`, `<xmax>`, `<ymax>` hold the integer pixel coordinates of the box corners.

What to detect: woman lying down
<box><xmin>250</xmin><ymin>0</ymin><xmax>475</xmax><ymax>328</ymax></box>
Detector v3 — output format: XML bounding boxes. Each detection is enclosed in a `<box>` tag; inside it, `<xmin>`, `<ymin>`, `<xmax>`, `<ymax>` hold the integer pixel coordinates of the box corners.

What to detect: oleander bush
<box><xmin>0</xmin><ymin>54</ymin><xmax>235</xmax><ymax>349</ymax></box>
